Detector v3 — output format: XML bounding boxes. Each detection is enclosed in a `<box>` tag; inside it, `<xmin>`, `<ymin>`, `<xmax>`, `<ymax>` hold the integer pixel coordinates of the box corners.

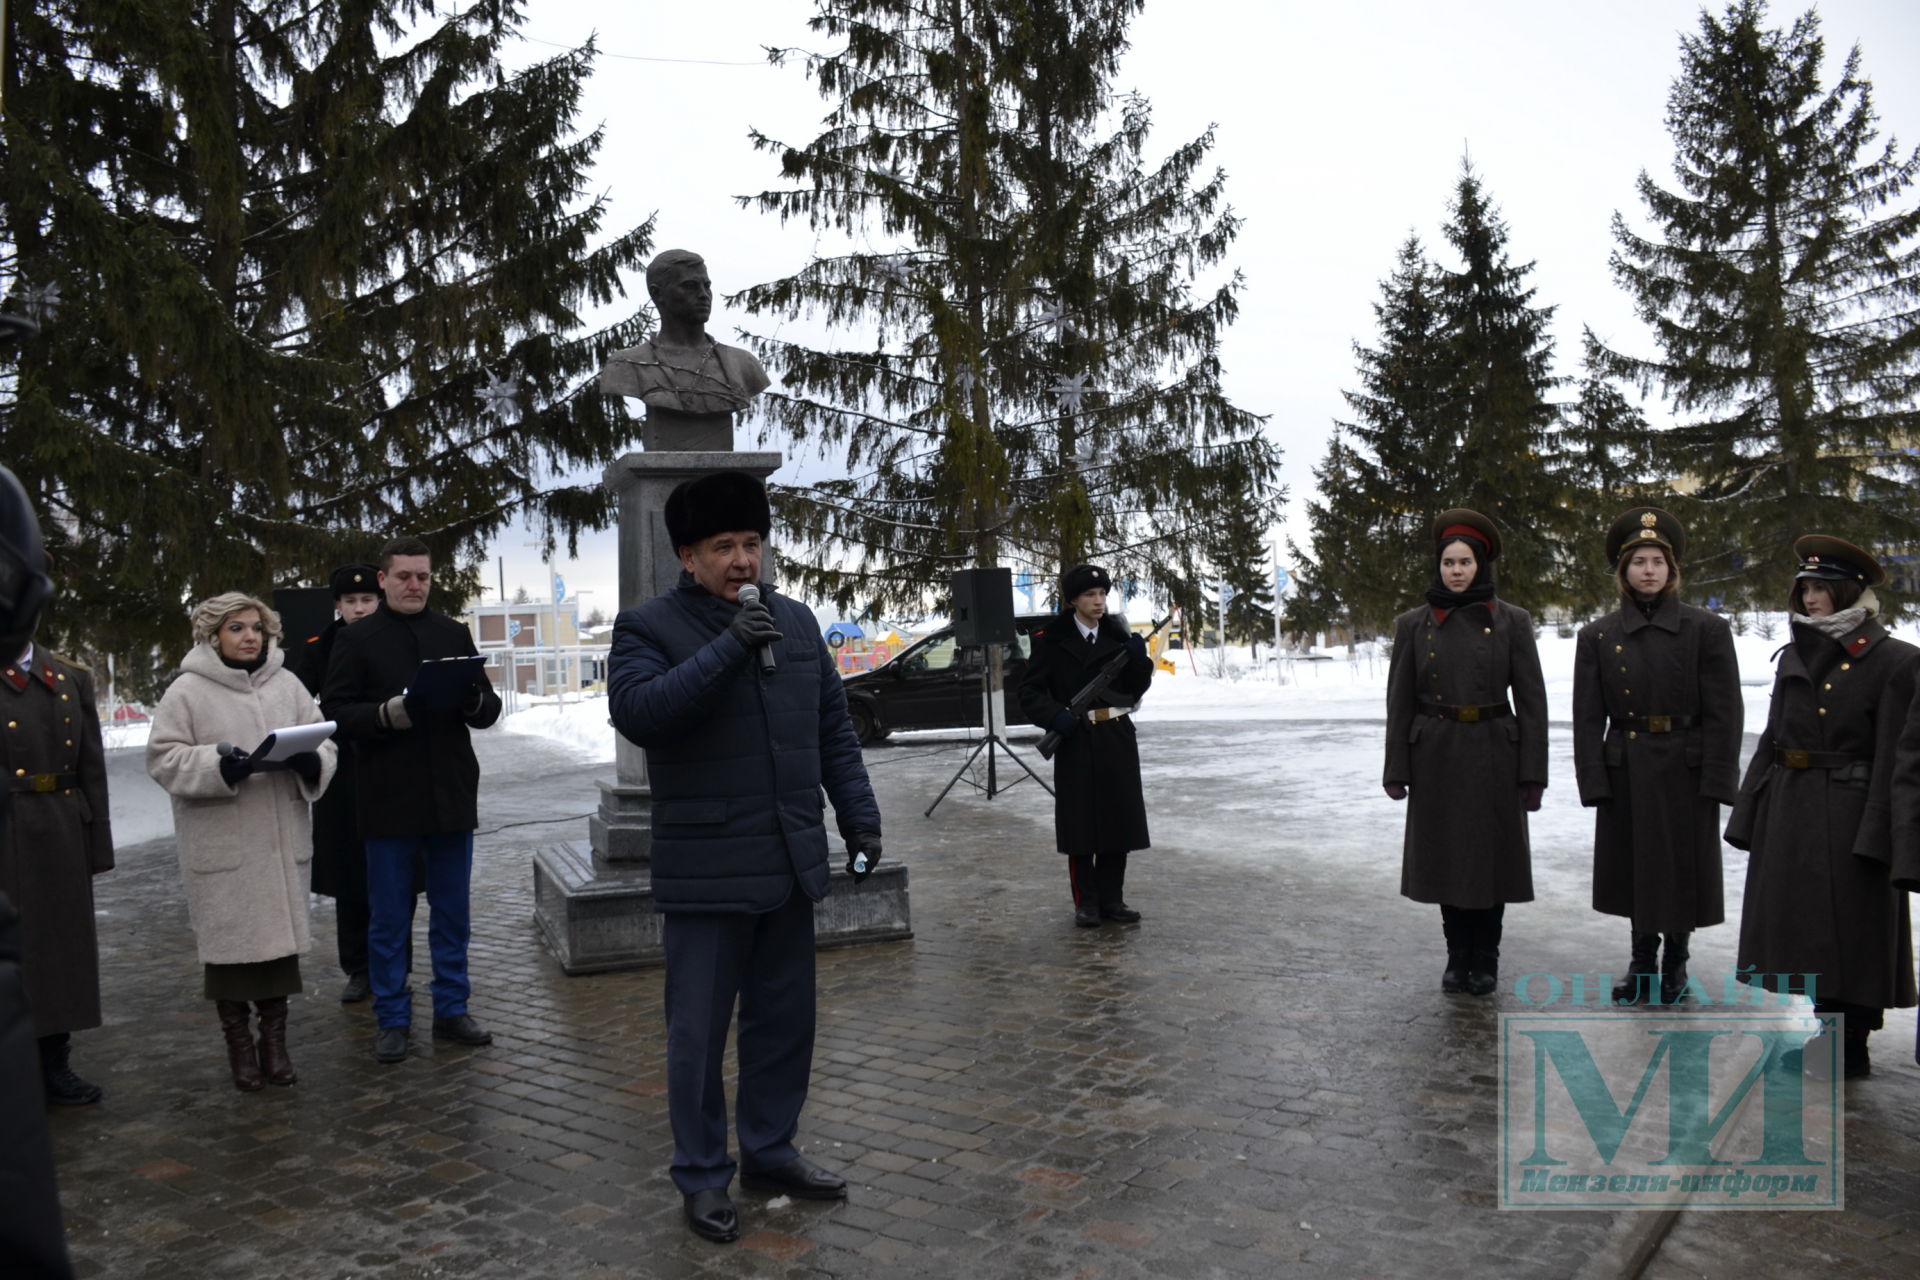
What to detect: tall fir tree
<box><xmin>1296</xmin><ymin>167</ymin><xmax>1569</xmax><ymax>630</ymax></box>
<box><xmin>1554</xmin><ymin>368</ymin><xmax>1661</xmax><ymax>612</ymax></box>
<box><xmin>1589</xmin><ymin>0</ymin><xmax>1920</xmax><ymax>609</ymax></box>
<box><xmin>736</xmin><ymin>0</ymin><xmax>1282</xmax><ymax>620</ymax></box>
<box><xmin>0</xmin><ymin>0</ymin><xmax>653</xmax><ymax>694</ymax></box>
<box><xmin>1433</xmin><ymin>163</ymin><xmax>1568</xmax><ymax>618</ymax></box>
<box><xmin>1290</xmin><ymin>236</ymin><xmax>1454</xmax><ymax>637</ymax></box>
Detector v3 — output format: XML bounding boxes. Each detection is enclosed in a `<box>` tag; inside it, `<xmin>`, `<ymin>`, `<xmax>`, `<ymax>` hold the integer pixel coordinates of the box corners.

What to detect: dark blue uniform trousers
<box><xmin>364</xmin><ymin>831</ymin><xmax>473</xmax><ymax>1029</ymax></box>
<box><xmin>662</xmin><ymin>884</ymin><xmax>816</xmax><ymax>1194</ymax></box>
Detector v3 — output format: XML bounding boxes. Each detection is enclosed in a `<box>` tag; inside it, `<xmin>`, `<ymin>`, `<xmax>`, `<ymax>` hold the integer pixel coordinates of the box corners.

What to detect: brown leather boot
<box><xmin>254</xmin><ymin>997</ymin><xmax>297</xmax><ymax>1086</ymax></box>
<box><xmin>217</xmin><ymin>1000</ymin><xmax>263</xmax><ymax>1092</ymax></box>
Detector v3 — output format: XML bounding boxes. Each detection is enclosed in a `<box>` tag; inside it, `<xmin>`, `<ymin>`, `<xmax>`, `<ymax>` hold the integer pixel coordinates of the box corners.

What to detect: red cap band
<box><xmin>1440</xmin><ymin>524</ymin><xmax>1481</xmax><ymax>543</ymax></box>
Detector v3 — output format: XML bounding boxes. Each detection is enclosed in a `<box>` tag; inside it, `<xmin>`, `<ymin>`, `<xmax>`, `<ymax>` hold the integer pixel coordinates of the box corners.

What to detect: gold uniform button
<box><xmin>56</xmin><ymin>673</ymin><xmax>64</xmax><ymax>681</ymax></box>
<box><xmin>1818</xmin><ymin>707</ymin><xmax>1827</xmax><ymax>716</ymax></box>
<box><xmin>59</xmin><ymin>694</ymin><xmax>68</xmax><ymax>702</ymax></box>
<box><xmin>1620</xmin><ymin>666</ymin><xmax>1627</xmax><ymax>673</ymax></box>
<box><xmin>12</xmin><ymin>768</ymin><xmax>22</xmax><ymax>777</ymax></box>
<box><xmin>1840</xmin><ymin>663</ymin><xmax>1851</xmax><ymax>671</ymax></box>
<box><xmin>1614</xmin><ymin>645</ymin><xmax>1622</xmax><ymax>653</ymax></box>
<box><xmin>5</xmin><ymin>721</ymin><xmax>13</xmax><ymax>729</ymax></box>
<box><xmin>1624</xmin><ymin>689</ymin><xmax>1631</xmax><ymax>696</ymax></box>
<box><xmin>64</xmin><ymin>739</ymin><xmax>72</xmax><ymax>747</ymax></box>
<box><xmin>1483</xmin><ymin>628</ymin><xmax>1492</xmax><ymax>635</ymax></box>
<box><xmin>1629</xmin><ymin>731</ymin><xmax>1638</xmax><ymax>739</ymax></box>
<box><xmin>1823</xmin><ymin>683</ymin><xmax>1831</xmax><ymax>691</ymax></box>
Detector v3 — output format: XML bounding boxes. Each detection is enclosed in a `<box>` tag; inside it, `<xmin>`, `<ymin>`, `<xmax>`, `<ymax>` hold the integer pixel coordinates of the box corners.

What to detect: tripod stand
<box><xmin>925</xmin><ymin>645</ymin><xmax>1052</xmax><ymax>817</ymax></box>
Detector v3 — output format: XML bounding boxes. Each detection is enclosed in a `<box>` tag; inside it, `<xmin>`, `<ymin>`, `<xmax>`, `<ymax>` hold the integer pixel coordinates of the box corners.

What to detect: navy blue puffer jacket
<box><xmin>608</xmin><ymin>576</ymin><xmax>881</xmax><ymax>913</ymax></box>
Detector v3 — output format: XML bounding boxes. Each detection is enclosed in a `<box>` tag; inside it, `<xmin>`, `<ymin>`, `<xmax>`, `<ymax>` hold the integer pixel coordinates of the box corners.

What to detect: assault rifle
<box><xmin>1035</xmin><ymin>613</ymin><xmax>1174</xmax><ymax>761</ymax></box>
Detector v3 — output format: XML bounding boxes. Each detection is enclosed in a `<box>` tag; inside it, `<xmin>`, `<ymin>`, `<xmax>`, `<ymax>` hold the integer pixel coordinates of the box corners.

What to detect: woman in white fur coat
<box><xmin>147</xmin><ymin>592</ymin><xmax>336</xmax><ymax>1091</ymax></box>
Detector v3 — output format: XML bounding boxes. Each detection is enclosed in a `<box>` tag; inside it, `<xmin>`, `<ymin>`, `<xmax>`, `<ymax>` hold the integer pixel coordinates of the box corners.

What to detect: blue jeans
<box><xmin>365</xmin><ymin>831</ymin><xmax>473</xmax><ymax>1028</ymax></box>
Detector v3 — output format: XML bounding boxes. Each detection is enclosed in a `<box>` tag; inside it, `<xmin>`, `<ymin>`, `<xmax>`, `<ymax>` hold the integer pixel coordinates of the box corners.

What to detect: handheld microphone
<box><xmin>736</xmin><ymin>584</ymin><xmax>778</xmax><ymax>674</ymax></box>
<box><xmin>216</xmin><ymin>741</ymin><xmax>238</xmax><ymax>758</ymax></box>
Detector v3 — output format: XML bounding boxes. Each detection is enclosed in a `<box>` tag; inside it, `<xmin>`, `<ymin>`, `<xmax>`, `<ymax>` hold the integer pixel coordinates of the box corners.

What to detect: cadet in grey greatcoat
<box><xmin>1573</xmin><ymin>508</ymin><xmax>1742</xmax><ymax>1004</ymax></box>
<box><xmin>1384</xmin><ymin>510</ymin><xmax>1547</xmax><ymax>996</ymax></box>
<box><xmin>1727</xmin><ymin>535</ymin><xmax>1917</xmax><ymax>1078</ymax></box>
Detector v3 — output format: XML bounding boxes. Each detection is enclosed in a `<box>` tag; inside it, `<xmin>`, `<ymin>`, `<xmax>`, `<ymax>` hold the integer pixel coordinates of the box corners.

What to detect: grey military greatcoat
<box><xmin>1727</xmin><ymin>618</ymin><xmax>1917</xmax><ymax>1010</ymax></box>
<box><xmin>1573</xmin><ymin>596</ymin><xmax>1742</xmax><ymax>932</ymax></box>
<box><xmin>1384</xmin><ymin>598</ymin><xmax>1547</xmax><ymax>907</ymax></box>
<box><xmin>0</xmin><ymin>644</ymin><xmax>113</xmax><ymax>1036</ymax></box>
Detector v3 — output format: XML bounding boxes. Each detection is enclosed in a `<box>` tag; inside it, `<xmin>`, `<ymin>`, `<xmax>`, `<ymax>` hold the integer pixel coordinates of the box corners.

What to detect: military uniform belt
<box><xmin>1090</xmin><ymin>705</ymin><xmax>1135</xmax><ymax>723</ymax></box>
<box><xmin>9</xmin><ymin>771</ymin><xmax>78</xmax><ymax>794</ymax></box>
<box><xmin>1614</xmin><ymin>714</ymin><xmax>1697</xmax><ymax>734</ymax></box>
<box><xmin>1772</xmin><ymin>747</ymin><xmax>1865</xmax><ymax>771</ymax></box>
<box><xmin>1416</xmin><ymin>701</ymin><xmax>1511</xmax><ymax>724</ymax></box>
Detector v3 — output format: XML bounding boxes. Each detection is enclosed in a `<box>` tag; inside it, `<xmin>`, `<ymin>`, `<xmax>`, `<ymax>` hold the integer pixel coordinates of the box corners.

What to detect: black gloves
<box><xmin>1049</xmin><ymin>709</ymin><xmax>1082</xmax><ymax>738</ymax></box>
<box><xmin>846</xmin><ymin>833</ymin><xmax>882</xmax><ymax>882</ymax></box>
<box><xmin>729</xmin><ymin>599</ymin><xmax>783</xmax><ymax>651</ymax></box>
<box><xmin>286</xmin><ymin>751</ymin><xmax>323</xmax><ymax>783</ymax></box>
<box><xmin>218</xmin><ymin>751</ymin><xmax>254</xmax><ymax>789</ymax></box>
<box><xmin>1126</xmin><ymin>634</ymin><xmax>1149</xmax><ymax>661</ymax></box>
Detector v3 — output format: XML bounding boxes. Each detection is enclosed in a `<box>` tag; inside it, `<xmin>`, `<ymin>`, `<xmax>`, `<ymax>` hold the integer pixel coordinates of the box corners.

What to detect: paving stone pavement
<box><xmin>46</xmin><ymin>723</ymin><xmax>1920</xmax><ymax>1279</ymax></box>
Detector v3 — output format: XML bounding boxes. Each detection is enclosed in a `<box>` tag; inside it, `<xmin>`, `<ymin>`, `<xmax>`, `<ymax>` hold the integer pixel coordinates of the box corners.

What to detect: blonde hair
<box><xmin>190</xmin><ymin>592</ymin><xmax>282</xmax><ymax>648</ymax></box>
<box><xmin>1614</xmin><ymin>544</ymin><xmax>1680</xmax><ymax>600</ymax></box>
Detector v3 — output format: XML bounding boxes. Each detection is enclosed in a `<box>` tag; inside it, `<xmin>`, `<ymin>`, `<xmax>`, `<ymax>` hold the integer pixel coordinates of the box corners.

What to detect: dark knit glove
<box><xmin>846</xmin><ymin>833</ymin><xmax>882</xmax><ymax>882</ymax></box>
<box><xmin>286</xmin><ymin>751</ymin><xmax>323</xmax><ymax>783</ymax></box>
<box><xmin>219</xmin><ymin>752</ymin><xmax>254</xmax><ymax>788</ymax></box>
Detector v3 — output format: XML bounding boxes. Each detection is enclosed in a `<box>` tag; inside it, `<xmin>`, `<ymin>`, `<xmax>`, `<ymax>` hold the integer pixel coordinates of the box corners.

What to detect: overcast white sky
<box><xmin>486</xmin><ymin>0</ymin><xmax>1920</xmax><ymax>618</ymax></box>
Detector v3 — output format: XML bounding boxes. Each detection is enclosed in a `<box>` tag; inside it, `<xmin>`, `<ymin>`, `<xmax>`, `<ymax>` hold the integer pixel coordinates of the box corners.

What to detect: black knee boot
<box><xmin>1612</xmin><ymin>931</ymin><xmax>1660</xmax><ymax>1004</ymax></box>
<box><xmin>1658</xmin><ymin>932</ymin><xmax>1691</xmax><ymax>1004</ymax></box>
<box><xmin>1439</xmin><ymin>908</ymin><xmax>1467</xmax><ymax>993</ymax></box>
<box><xmin>1464</xmin><ymin>908</ymin><xmax>1502</xmax><ymax>998</ymax></box>
<box><xmin>38</xmin><ymin>1033</ymin><xmax>104</xmax><ymax>1106</ymax></box>
<box><xmin>1069</xmin><ymin>856</ymin><xmax>1099</xmax><ymax>927</ymax></box>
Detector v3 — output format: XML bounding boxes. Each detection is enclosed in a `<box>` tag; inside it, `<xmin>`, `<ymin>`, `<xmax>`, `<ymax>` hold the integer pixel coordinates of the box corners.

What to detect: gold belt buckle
<box><xmin>1456</xmin><ymin>705</ymin><xmax>1480</xmax><ymax>723</ymax></box>
<box><xmin>31</xmin><ymin>772</ymin><xmax>57</xmax><ymax>793</ymax></box>
<box><xmin>1091</xmin><ymin>708</ymin><xmax>1109</xmax><ymax>723</ymax></box>
<box><xmin>1647</xmin><ymin>715</ymin><xmax>1672</xmax><ymax>734</ymax></box>
<box><xmin>1781</xmin><ymin>749</ymin><xmax>1810</xmax><ymax>769</ymax></box>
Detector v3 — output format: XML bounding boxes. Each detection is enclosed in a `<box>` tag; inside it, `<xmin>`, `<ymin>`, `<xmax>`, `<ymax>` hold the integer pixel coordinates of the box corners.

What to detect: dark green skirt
<box><xmin>203</xmin><ymin>955</ymin><xmax>303</xmax><ymax>1002</ymax></box>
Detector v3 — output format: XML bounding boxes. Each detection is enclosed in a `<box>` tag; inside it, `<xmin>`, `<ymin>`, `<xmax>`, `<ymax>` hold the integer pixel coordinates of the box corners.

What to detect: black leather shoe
<box><xmin>684</xmin><ymin>1187</ymin><xmax>739</xmax><ymax>1243</ymax></box>
<box><xmin>373</xmin><ymin>1025</ymin><xmax>410</xmax><ymax>1064</ymax></box>
<box><xmin>339</xmin><ymin>972</ymin><xmax>371</xmax><ymax>1004</ymax></box>
<box><xmin>1100</xmin><ymin>903</ymin><xmax>1142</xmax><ymax>923</ymax></box>
<box><xmin>43</xmin><ymin>1063</ymin><xmax>104</xmax><ymax>1106</ymax></box>
<box><xmin>742</xmin><ymin>1156</ymin><xmax>848</xmax><ymax>1200</ymax></box>
<box><xmin>432</xmin><ymin>1014</ymin><xmax>494</xmax><ymax>1046</ymax></box>
<box><xmin>1441</xmin><ymin>951</ymin><xmax>1467</xmax><ymax>994</ymax></box>
<box><xmin>1074</xmin><ymin>902</ymin><xmax>1101</xmax><ymax>928</ymax></box>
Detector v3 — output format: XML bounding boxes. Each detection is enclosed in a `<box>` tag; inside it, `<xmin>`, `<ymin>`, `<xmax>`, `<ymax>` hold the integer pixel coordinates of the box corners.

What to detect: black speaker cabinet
<box><xmin>273</xmin><ymin>586</ymin><xmax>337</xmax><ymax>662</ymax></box>
<box><xmin>950</xmin><ymin>567</ymin><xmax>1015</xmax><ymax>645</ymax></box>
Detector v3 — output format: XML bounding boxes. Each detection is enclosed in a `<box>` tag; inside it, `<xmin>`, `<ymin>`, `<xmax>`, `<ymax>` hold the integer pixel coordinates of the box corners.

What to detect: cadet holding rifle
<box><xmin>1018</xmin><ymin>564</ymin><xmax>1155</xmax><ymax>929</ymax></box>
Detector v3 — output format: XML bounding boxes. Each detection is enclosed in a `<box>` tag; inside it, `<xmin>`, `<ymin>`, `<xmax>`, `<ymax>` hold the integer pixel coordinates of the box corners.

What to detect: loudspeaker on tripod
<box><xmin>950</xmin><ymin>567</ymin><xmax>1015</xmax><ymax>645</ymax></box>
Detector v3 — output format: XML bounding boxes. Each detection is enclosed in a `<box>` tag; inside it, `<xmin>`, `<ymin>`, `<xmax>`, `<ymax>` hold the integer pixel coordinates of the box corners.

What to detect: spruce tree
<box><xmin>1433</xmin><ymin>164</ymin><xmax>1568</xmax><ymax>619</ymax></box>
<box><xmin>1291</xmin><ymin>236</ymin><xmax>1454</xmax><ymax>637</ymax></box>
<box><xmin>1555</xmin><ymin>369</ymin><xmax>1660</xmax><ymax>613</ymax></box>
<box><xmin>1591</xmin><ymin>0</ymin><xmax>1920</xmax><ymax>608</ymax></box>
<box><xmin>0</xmin><ymin>0</ymin><xmax>653</xmax><ymax>694</ymax></box>
<box><xmin>737</xmin><ymin>0</ymin><xmax>1281</xmax><ymax>620</ymax></box>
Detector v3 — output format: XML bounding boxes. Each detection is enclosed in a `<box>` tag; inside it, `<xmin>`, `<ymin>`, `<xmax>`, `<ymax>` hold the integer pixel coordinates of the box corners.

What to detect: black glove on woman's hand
<box><xmin>219</xmin><ymin>752</ymin><xmax>254</xmax><ymax>788</ymax></box>
<box><xmin>729</xmin><ymin>600</ymin><xmax>783</xmax><ymax>650</ymax></box>
<box><xmin>287</xmin><ymin>751</ymin><xmax>323</xmax><ymax>783</ymax></box>
<box><xmin>846</xmin><ymin>833</ymin><xmax>882</xmax><ymax>881</ymax></box>
<box><xmin>1050</xmin><ymin>709</ymin><xmax>1082</xmax><ymax>737</ymax></box>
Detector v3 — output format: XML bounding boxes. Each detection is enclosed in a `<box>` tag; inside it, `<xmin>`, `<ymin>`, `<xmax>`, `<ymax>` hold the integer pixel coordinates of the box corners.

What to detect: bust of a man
<box><xmin>600</xmin><ymin>249</ymin><xmax>771</xmax><ymax>451</ymax></box>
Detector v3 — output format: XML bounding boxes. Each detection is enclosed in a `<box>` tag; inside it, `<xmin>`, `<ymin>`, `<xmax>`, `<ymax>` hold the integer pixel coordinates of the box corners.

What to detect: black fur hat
<box><xmin>330</xmin><ymin>563</ymin><xmax>380</xmax><ymax>598</ymax></box>
<box><xmin>664</xmin><ymin>470</ymin><xmax>772</xmax><ymax>550</ymax></box>
<box><xmin>1061</xmin><ymin>563</ymin><xmax>1111</xmax><ymax>601</ymax></box>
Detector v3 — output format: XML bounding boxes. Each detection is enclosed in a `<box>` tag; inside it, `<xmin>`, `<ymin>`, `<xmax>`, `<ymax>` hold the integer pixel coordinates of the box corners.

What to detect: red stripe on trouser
<box><xmin>1068</xmin><ymin>856</ymin><xmax>1086</xmax><ymax>906</ymax></box>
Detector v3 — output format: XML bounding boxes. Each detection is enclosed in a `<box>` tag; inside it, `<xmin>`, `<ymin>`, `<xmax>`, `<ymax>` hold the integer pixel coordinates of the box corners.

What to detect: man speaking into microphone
<box><xmin>607</xmin><ymin>470</ymin><xmax>882</xmax><ymax>1245</ymax></box>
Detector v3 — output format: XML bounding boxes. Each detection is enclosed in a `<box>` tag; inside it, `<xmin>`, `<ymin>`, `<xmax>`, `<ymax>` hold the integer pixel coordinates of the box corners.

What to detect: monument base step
<box><xmin>531</xmin><ymin>840</ymin><xmax>912</xmax><ymax>974</ymax></box>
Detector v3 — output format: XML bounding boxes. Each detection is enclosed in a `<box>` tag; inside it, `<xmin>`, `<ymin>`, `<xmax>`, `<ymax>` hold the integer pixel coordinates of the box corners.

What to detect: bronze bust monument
<box><xmin>600</xmin><ymin>249</ymin><xmax>770</xmax><ymax>451</ymax></box>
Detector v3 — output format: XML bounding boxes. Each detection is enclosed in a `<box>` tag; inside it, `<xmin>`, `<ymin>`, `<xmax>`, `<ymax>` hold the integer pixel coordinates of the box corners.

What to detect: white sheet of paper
<box><xmin>254</xmin><ymin>721</ymin><xmax>336</xmax><ymax>763</ymax></box>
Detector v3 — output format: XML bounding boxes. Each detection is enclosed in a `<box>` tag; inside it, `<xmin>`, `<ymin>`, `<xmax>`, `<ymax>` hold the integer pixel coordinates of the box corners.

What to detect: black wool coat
<box><xmin>1017</xmin><ymin>611</ymin><xmax>1153</xmax><ymax>856</ymax></box>
<box><xmin>1384</xmin><ymin>598</ymin><xmax>1546</xmax><ymax>908</ymax></box>
<box><xmin>294</xmin><ymin>620</ymin><xmax>359</xmax><ymax>898</ymax></box>
<box><xmin>607</xmin><ymin>575</ymin><xmax>881</xmax><ymax>913</ymax></box>
<box><xmin>1573</xmin><ymin>596</ymin><xmax>1742</xmax><ymax>932</ymax></box>
<box><xmin>1728</xmin><ymin>617</ymin><xmax>1917</xmax><ymax>1010</ymax></box>
<box><xmin>320</xmin><ymin>602</ymin><xmax>502</xmax><ymax>840</ymax></box>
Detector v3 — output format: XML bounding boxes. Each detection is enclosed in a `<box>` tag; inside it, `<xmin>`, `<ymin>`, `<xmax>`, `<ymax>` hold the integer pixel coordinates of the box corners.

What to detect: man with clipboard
<box><xmin>321</xmin><ymin>536</ymin><xmax>502</xmax><ymax>1064</ymax></box>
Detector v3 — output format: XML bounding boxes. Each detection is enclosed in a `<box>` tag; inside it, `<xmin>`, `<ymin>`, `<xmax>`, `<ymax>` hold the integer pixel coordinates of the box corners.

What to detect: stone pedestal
<box><xmin>533</xmin><ymin>840</ymin><xmax>912</xmax><ymax>974</ymax></box>
<box><xmin>529</xmin><ymin>442</ymin><xmax>914</xmax><ymax>972</ymax></box>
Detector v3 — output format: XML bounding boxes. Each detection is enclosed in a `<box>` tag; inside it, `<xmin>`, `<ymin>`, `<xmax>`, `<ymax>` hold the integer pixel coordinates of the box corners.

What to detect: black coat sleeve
<box><xmin>319</xmin><ymin>622</ymin><xmax>388</xmax><ymax>744</ymax></box>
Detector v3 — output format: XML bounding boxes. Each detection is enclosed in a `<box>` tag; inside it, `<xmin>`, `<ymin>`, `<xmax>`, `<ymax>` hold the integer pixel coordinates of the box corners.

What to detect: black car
<box><xmin>841</xmin><ymin>614</ymin><xmax>1055</xmax><ymax>744</ymax></box>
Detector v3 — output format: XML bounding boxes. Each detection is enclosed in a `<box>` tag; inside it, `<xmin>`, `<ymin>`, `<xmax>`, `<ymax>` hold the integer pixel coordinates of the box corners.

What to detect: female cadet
<box><xmin>1573</xmin><ymin>509</ymin><xmax>1742</xmax><ymax>1004</ymax></box>
<box><xmin>1727</xmin><ymin>536</ymin><xmax>1917</xmax><ymax>1078</ymax></box>
<box><xmin>1383</xmin><ymin>510</ymin><xmax>1547</xmax><ymax>996</ymax></box>
<box><xmin>1018</xmin><ymin>564</ymin><xmax>1154</xmax><ymax>928</ymax></box>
